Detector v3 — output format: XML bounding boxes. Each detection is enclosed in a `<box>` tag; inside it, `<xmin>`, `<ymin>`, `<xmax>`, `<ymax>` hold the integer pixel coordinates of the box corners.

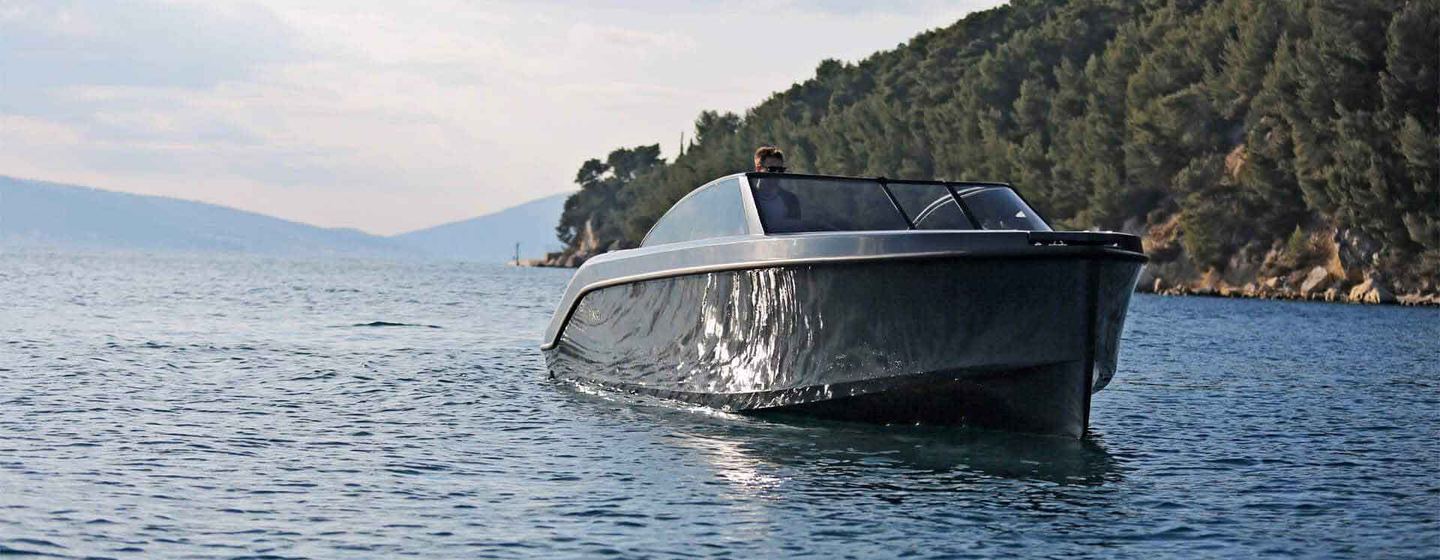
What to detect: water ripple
<box><xmin>0</xmin><ymin>251</ymin><xmax>1436</xmax><ymax>558</ymax></box>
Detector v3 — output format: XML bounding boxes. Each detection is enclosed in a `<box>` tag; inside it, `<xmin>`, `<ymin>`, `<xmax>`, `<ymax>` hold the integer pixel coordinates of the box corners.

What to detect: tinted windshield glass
<box><xmin>888</xmin><ymin>182</ymin><xmax>974</xmax><ymax>230</ymax></box>
<box><xmin>749</xmin><ymin>176</ymin><xmax>908</xmax><ymax>234</ymax></box>
<box><xmin>957</xmin><ymin>187</ymin><xmax>1051</xmax><ymax>231</ymax></box>
<box><xmin>642</xmin><ymin>178</ymin><xmax>749</xmax><ymax>246</ymax></box>
<box><xmin>747</xmin><ymin>175</ymin><xmax>1049</xmax><ymax>234</ymax></box>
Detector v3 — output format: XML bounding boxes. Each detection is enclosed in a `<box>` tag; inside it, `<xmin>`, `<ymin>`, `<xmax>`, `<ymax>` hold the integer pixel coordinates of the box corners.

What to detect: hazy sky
<box><xmin>1</xmin><ymin>0</ymin><xmax>1006</xmax><ymax>234</ymax></box>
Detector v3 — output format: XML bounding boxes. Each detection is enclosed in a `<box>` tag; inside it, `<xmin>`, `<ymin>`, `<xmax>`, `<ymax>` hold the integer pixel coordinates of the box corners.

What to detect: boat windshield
<box><xmin>747</xmin><ymin>174</ymin><xmax>1050</xmax><ymax>234</ymax></box>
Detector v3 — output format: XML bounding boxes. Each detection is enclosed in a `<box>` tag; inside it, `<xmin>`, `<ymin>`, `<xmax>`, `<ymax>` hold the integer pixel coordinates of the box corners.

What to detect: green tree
<box><xmin>549</xmin><ymin>0</ymin><xmax>1439</xmax><ymax>285</ymax></box>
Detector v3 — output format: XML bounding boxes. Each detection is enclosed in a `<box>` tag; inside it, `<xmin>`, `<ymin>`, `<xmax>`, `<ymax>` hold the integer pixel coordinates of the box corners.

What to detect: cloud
<box><xmin>567</xmin><ymin>23</ymin><xmax>696</xmax><ymax>54</ymax></box>
<box><xmin>0</xmin><ymin>114</ymin><xmax>82</xmax><ymax>145</ymax></box>
<box><xmin>0</xmin><ymin>0</ymin><xmax>298</xmax><ymax>90</ymax></box>
<box><xmin>0</xmin><ymin>0</ymin><xmax>1008</xmax><ymax>234</ymax></box>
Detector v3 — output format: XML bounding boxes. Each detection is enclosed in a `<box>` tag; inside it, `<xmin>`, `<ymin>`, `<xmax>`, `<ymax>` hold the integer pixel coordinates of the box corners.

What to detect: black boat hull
<box><xmin>544</xmin><ymin>255</ymin><xmax>1142</xmax><ymax>438</ymax></box>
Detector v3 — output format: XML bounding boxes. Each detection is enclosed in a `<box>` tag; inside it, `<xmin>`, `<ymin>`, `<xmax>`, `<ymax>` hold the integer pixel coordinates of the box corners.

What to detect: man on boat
<box><xmin>752</xmin><ymin>146</ymin><xmax>804</xmax><ymax>232</ymax></box>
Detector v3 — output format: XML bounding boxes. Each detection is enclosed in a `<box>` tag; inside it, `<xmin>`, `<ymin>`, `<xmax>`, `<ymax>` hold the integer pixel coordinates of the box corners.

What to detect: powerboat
<box><xmin>542</xmin><ymin>172</ymin><xmax>1146</xmax><ymax>438</ymax></box>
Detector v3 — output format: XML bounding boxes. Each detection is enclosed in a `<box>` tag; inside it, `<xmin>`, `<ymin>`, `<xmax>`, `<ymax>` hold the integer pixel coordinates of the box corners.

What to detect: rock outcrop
<box><xmin>1137</xmin><ymin>224</ymin><xmax>1437</xmax><ymax>306</ymax></box>
<box><xmin>1347</xmin><ymin>276</ymin><xmax>1397</xmax><ymax>304</ymax></box>
<box><xmin>1298</xmin><ymin>266</ymin><xmax>1331</xmax><ymax>298</ymax></box>
<box><xmin>527</xmin><ymin>219</ymin><xmax>604</xmax><ymax>268</ymax></box>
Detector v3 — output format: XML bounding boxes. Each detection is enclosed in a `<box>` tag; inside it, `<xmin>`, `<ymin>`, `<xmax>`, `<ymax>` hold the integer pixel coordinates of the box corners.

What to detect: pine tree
<box><xmin>551</xmin><ymin>0</ymin><xmax>1439</xmax><ymax>284</ymax></box>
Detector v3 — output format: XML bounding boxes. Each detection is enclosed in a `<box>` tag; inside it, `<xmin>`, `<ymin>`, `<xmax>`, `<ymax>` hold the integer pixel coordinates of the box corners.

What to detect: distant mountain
<box><xmin>0</xmin><ymin>175</ymin><xmax>414</xmax><ymax>257</ymax></box>
<box><xmin>393</xmin><ymin>193</ymin><xmax>568</xmax><ymax>262</ymax></box>
<box><xmin>0</xmin><ymin>175</ymin><xmax>568</xmax><ymax>261</ymax></box>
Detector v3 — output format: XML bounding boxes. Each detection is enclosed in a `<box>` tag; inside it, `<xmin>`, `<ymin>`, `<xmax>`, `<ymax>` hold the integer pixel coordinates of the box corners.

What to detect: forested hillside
<box><xmin>550</xmin><ymin>0</ymin><xmax>1438</xmax><ymax>302</ymax></box>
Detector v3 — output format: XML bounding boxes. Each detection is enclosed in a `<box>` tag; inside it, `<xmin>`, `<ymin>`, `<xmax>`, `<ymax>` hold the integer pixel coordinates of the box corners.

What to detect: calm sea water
<box><xmin>1</xmin><ymin>251</ymin><xmax>1436</xmax><ymax>558</ymax></box>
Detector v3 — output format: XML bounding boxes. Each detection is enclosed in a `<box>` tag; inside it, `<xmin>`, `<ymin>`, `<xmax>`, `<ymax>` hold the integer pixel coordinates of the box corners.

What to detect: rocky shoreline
<box><xmin>522</xmin><ymin>219</ymin><xmax>614</xmax><ymax>268</ymax></box>
<box><xmin>1136</xmin><ymin>219</ymin><xmax>1438</xmax><ymax>307</ymax></box>
<box><xmin>1136</xmin><ymin>271</ymin><xmax>1439</xmax><ymax>306</ymax></box>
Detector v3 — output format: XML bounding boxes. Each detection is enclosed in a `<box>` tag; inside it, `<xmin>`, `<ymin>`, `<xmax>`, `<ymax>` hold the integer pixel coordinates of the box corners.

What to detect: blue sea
<box><xmin>2</xmin><ymin>251</ymin><xmax>1437</xmax><ymax>558</ymax></box>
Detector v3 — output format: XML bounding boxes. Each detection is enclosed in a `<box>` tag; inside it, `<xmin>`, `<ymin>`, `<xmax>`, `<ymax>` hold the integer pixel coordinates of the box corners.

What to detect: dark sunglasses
<box><xmin>763</xmin><ymin>166</ymin><xmax>787</xmax><ymax>173</ymax></box>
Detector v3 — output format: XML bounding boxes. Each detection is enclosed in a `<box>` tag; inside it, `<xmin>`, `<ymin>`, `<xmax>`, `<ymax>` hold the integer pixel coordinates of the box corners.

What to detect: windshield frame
<box><xmin>744</xmin><ymin>172</ymin><xmax>1051</xmax><ymax>233</ymax></box>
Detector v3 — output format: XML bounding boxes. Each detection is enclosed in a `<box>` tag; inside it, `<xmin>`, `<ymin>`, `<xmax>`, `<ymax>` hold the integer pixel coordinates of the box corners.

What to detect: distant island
<box><xmin>0</xmin><ymin>175</ymin><xmax>567</xmax><ymax>262</ymax></box>
<box><xmin>540</xmin><ymin>0</ymin><xmax>1438</xmax><ymax>306</ymax></box>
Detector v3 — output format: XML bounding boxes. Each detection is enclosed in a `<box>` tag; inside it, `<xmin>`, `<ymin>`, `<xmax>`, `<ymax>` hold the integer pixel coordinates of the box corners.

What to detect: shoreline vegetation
<box><xmin>531</xmin><ymin>0</ymin><xmax>1438</xmax><ymax>308</ymax></box>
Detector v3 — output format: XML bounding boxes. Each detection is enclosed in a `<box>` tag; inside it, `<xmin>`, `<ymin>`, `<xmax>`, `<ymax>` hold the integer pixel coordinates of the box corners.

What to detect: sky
<box><xmin>0</xmin><ymin>0</ymin><xmax>1007</xmax><ymax>235</ymax></box>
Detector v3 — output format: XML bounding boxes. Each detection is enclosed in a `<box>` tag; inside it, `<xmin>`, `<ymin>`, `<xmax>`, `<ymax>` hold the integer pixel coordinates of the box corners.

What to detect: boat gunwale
<box><xmin>540</xmin><ymin>232</ymin><xmax>1146</xmax><ymax>350</ymax></box>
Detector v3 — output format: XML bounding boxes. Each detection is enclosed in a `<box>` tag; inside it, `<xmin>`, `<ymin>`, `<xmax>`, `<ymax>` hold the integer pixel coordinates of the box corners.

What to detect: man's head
<box><xmin>754</xmin><ymin>146</ymin><xmax>786</xmax><ymax>173</ymax></box>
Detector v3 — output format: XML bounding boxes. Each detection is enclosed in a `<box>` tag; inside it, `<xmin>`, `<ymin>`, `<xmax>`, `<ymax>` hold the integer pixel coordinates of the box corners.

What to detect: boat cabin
<box><xmin>642</xmin><ymin>172</ymin><xmax>1051</xmax><ymax>247</ymax></box>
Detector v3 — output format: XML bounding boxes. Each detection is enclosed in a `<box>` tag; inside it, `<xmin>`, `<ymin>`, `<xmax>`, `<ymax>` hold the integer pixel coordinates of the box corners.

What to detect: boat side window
<box><xmin>749</xmin><ymin>176</ymin><xmax>909</xmax><ymax>234</ymax></box>
<box><xmin>957</xmin><ymin>187</ymin><xmax>1051</xmax><ymax>231</ymax></box>
<box><xmin>887</xmin><ymin>182</ymin><xmax>975</xmax><ymax>230</ymax></box>
<box><xmin>641</xmin><ymin>178</ymin><xmax>749</xmax><ymax>246</ymax></box>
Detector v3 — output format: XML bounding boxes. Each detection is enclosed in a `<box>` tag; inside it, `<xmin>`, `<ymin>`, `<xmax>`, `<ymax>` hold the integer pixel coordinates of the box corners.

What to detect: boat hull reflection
<box><xmin>545</xmin><ymin>256</ymin><xmax>1142</xmax><ymax>438</ymax></box>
